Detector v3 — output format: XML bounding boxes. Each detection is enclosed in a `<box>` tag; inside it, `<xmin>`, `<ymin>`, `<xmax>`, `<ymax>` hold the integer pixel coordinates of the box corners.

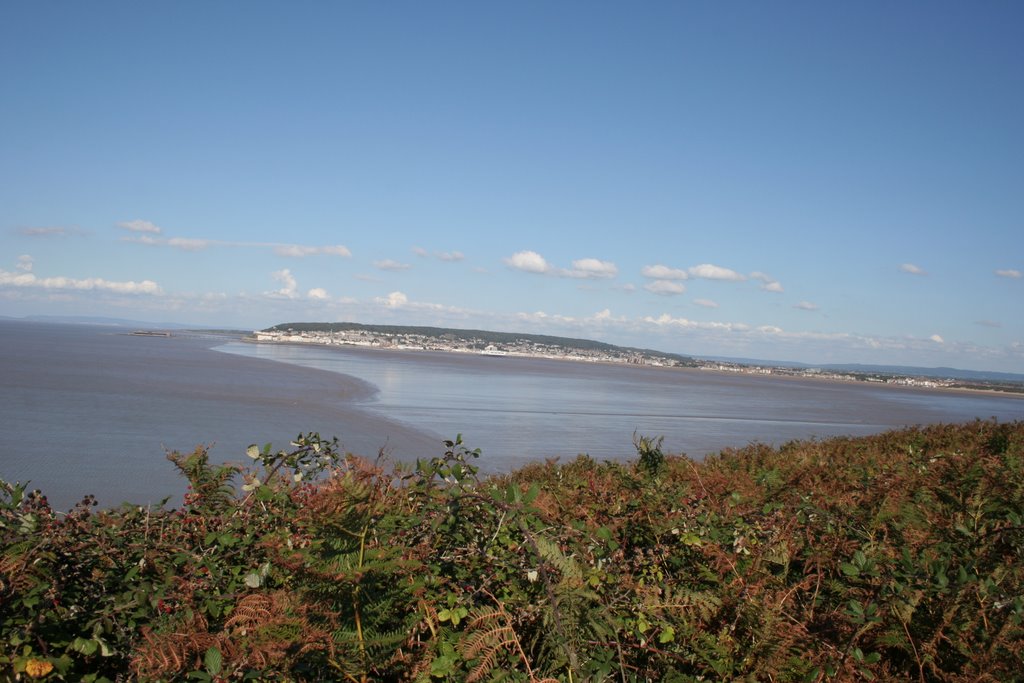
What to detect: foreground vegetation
<box><xmin>2</xmin><ymin>421</ymin><xmax>1022</xmax><ymax>681</ymax></box>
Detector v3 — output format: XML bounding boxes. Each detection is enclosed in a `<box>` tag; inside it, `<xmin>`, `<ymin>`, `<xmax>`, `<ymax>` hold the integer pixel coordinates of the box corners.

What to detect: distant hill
<box><xmin>265</xmin><ymin>321</ymin><xmax>696</xmax><ymax>364</ymax></box>
<box><xmin>703</xmin><ymin>355</ymin><xmax>1024</xmax><ymax>384</ymax></box>
<box><xmin>816</xmin><ymin>363</ymin><xmax>1024</xmax><ymax>384</ymax></box>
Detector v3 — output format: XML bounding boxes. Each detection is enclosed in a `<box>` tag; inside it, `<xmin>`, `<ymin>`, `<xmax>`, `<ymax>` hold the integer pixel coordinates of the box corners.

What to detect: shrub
<box><xmin>1</xmin><ymin>421</ymin><xmax>1022</xmax><ymax>681</ymax></box>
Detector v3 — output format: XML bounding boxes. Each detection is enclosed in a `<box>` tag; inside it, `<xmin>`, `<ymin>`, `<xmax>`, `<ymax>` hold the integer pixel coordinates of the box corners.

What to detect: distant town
<box><xmin>250</xmin><ymin>322</ymin><xmax>1024</xmax><ymax>395</ymax></box>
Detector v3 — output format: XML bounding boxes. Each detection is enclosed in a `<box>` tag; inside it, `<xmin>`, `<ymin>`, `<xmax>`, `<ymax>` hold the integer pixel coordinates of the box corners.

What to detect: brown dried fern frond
<box><xmin>0</xmin><ymin>553</ymin><xmax>34</xmax><ymax>594</ymax></box>
<box><xmin>226</xmin><ymin>590</ymin><xmax>332</xmax><ymax>672</ymax></box>
<box><xmin>224</xmin><ymin>592</ymin><xmax>275</xmax><ymax>632</ymax></box>
<box><xmin>130</xmin><ymin>612</ymin><xmax>216</xmax><ymax>680</ymax></box>
<box><xmin>458</xmin><ymin>600</ymin><xmax>550</xmax><ymax>683</ymax></box>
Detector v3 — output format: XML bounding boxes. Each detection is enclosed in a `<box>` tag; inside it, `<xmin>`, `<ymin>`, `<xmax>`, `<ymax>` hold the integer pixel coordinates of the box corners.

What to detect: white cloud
<box><xmin>930</xmin><ymin>334</ymin><xmax>945</xmax><ymax>344</ymax></box>
<box><xmin>20</xmin><ymin>226</ymin><xmax>84</xmax><ymax>237</ymax></box>
<box><xmin>693</xmin><ymin>298</ymin><xmax>718</xmax><ymax>308</ymax></box>
<box><xmin>795</xmin><ymin>301</ymin><xmax>819</xmax><ymax>311</ymax></box>
<box><xmin>975</xmin><ymin>320</ymin><xmax>1002</xmax><ymax>328</ymax></box>
<box><xmin>688</xmin><ymin>264</ymin><xmax>745</xmax><ymax>281</ymax></box>
<box><xmin>123</xmin><ymin>234</ymin><xmax>211</xmax><ymax>251</ymax></box>
<box><xmin>307</xmin><ymin>288</ymin><xmax>328</xmax><ymax>300</ymax></box>
<box><xmin>644</xmin><ymin>280</ymin><xmax>686</xmax><ymax>296</ymax></box>
<box><xmin>117</xmin><ymin>219</ymin><xmax>162</xmax><ymax>234</ymax></box>
<box><xmin>901</xmin><ymin>263</ymin><xmax>927</xmax><ymax>275</ymax></box>
<box><xmin>516</xmin><ymin>310</ymin><xmax>578</xmax><ymax>325</ymax></box>
<box><xmin>565</xmin><ymin>258</ymin><xmax>617</xmax><ymax>279</ymax></box>
<box><xmin>365</xmin><ymin>291</ymin><xmax>470</xmax><ymax>317</ymax></box>
<box><xmin>641</xmin><ymin>264</ymin><xmax>688</xmax><ymax>280</ymax></box>
<box><xmin>750</xmin><ymin>271</ymin><xmax>783</xmax><ymax>292</ymax></box>
<box><xmin>16</xmin><ymin>255</ymin><xmax>33</xmax><ymax>272</ymax></box>
<box><xmin>124</xmin><ymin>234</ymin><xmax>353</xmax><ymax>258</ymax></box>
<box><xmin>167</xmin><ymin>237</ymin><xmax>211</xmax><ymax>251</ymax></box>
<box><xmin>274</xmin><ymin>244</ymin><xmax>352</xmax><ymax>258</ymax></box>
<box><xmin>123</xmin><ymin>235</ymin><xmax>160</xmax><ymax>246</ymax></box>
<box><xmin>642</xmin><ymin>314</ymin><xmax>749</xmax><ymax>332</ymax></box>
<box><xmin>995</xmin><ymin>269</ymin><xmax>1021</xmax><ymax>279</ymax></box>
<box><xmin>0</xmin><ymin>268</ymin><xmax>161</xmax><ymax>294</ymax></box>
<box><xmin>268</xmin><ymin>269</ymin><xmax>298</xmax><ymax>299</ymax></box>
<box><xmin>505</xmin><ymin>250</ymin><xmax>551</xmax><ymax>274</ymax></box>
<box><xmin>504</xmin><ymin>251</ymin><xmax>617</xmax><ymax>279</ymax></box>
<box><xmin>411</xmin><ymin>246</ymin><xmax>463</xmax><ymax>261</ymax></box>
<box><xmin>380</xmin><ymin>291</ymin><xmax>408</xmax><ymax>308</ymax></box>
<box><xmin>374</xmin><ymin>259</ymin><xmax>412</xmax><ymax>271</ymax></box>
<box><xmin>508</xmin><ymin>308</ymin><xmax>630</xmax><ymax>337</ymax></box>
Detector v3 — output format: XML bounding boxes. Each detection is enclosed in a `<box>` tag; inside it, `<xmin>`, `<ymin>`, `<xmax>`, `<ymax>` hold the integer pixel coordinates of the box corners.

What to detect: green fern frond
<box><xmin>660</xmin><ymin>587</ymin><xmax>724</xmax><ymax>624</ymax></box>
<box><xmin>534</xmin><ymin>535</ymin><xmax>583</xmax><ymax>584</ymax></box>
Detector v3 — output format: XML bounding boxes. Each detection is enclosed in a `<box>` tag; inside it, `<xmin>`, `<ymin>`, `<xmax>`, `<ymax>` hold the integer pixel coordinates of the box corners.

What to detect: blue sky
<box><xmin>2</xmin><ymin>2</ymin><xmax>1022</xmax><ymax>372</ymax></box>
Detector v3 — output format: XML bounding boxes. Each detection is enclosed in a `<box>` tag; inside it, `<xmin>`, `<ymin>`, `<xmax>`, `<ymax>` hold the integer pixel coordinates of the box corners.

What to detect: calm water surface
<box><xmin>2</xmin><ymin>320</ymin><xmax>1022</xmax><ymax>509</ymax></box>
<box><xmin>218</xmin><ymin>340</ymin><xmax>1024</xmax><ymax>470</ymax></box>
<box><xmin>0</xmin><ymin>321</ymin><xmax>437</xmax><ymax>508</ymax></box>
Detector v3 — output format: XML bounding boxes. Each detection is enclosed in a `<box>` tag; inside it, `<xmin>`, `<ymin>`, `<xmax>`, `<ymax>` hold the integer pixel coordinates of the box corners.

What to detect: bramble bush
<box><xmin>1</xmin><ymin>420</ymin><xmax>1022</xmax><ymax>681</ymax></box>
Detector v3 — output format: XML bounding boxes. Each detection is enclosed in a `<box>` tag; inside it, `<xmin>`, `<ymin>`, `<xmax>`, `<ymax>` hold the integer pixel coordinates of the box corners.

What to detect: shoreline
<box><xmin>245</xmin><ymin>336</ymin><xmax>1024</xmax><ymax>402</ymax></box>
<box><xmin>4</xmin><ymin>320</ymin><xmax>1020</xmax><ymax>510</ymax></box>
<box><xmin>691</xmin><ymin>362</ymin><xmax>1024</xmax><ymax>400</ymax></box>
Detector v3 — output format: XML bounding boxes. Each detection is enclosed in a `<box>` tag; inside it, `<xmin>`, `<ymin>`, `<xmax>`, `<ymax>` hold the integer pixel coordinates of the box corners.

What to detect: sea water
<box><xmin>216</xmin><ymin>339</ymin><xmax>1024</xmax><ymax>468</ymax></box>
<box><xmin>2</xmin><ymin>320</ymin><xmax>1022</xmax><ymax>509</ymax></box>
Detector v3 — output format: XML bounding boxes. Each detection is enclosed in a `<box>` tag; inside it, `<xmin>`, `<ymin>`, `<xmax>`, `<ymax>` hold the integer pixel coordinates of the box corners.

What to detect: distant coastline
<box><xmin>251</xmin><ymin>322</ymin><xmax>1024</xmax><ymax>396</ymax></box>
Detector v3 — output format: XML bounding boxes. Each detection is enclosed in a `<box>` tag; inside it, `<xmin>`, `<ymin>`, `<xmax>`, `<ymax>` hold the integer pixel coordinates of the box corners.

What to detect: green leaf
<box><xmin>72</xmin><ymin>637</ymin><xmax>98</xmax><ymax>656</ymax></box>
<box><xmin>803</xmin><ymin>667</ymin><xmax>822</xmax><ymax>682</ymax></box>
<box><xmin>204</xmin><ymin>646</ymin><xmax>222</xmax><ymax>676</ymax></box>
<box><xmin>430</xmin><ymin>654</ymin><xmax>455</xmax><ymax>677</ymax></box>
<box><xmin>658</xmin><ymin>625</ymin><xmax>675</xmax><ymax>644</ymax></box>
<box><xmin>523</xmin><ymin>483</ymin><xmax>540</xmax><ymax>504</ymax></box>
